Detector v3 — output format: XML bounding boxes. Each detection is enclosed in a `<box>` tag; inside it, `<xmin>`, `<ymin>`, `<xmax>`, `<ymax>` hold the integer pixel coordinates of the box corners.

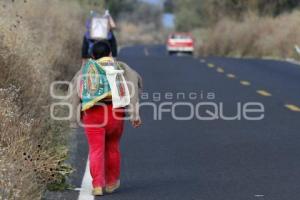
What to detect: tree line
<box><xmin>172</xmin><ymin>0</ymin><xmax>300</xmax><ymax>31</ymax></box>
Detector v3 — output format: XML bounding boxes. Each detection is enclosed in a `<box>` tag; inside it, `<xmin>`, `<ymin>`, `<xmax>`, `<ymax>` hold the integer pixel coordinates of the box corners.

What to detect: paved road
<box><xmin>46</xmin><ymin>45</ymin><xmax>300</xmax><ymax>200</ymax></box>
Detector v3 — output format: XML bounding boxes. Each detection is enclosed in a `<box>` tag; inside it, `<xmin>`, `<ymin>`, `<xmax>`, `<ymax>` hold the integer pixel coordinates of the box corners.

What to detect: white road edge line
<box><xmin>78</xmin><ymin>159</ymin><xmax>94</xmax><ymax>200</ymax></box>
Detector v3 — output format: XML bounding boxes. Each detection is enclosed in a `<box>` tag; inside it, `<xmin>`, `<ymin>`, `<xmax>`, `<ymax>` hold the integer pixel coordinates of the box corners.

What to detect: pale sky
<box><xmin>140</xmin><ymin>0</ymin><xmax>163</xmax><ymax>6</ymax></box>
<box><xmin>140</xmin><ymin>0</ymin><xmax>174</xmax><ymax>28</ymax></box>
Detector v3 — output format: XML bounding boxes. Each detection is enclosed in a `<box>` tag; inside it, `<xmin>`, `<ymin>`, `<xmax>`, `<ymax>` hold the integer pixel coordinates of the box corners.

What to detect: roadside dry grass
<box><xmin>0</xmin><ymin>86</ymin><xmax>72</xmax><ymax>200</ymax></box>
<box><xmin>197</xmin><ymin>11</ymin><xmax>300</xmax><ymax>60</ymax></box>
<box><xmin>0</xmin><ymin>1</ymin><xmax>164</xmax><ymax>199</ymax></box>
<box><xmin>117</xmin><ymin>21</ymin><xmax>166</xmax><ymax>45</ymax></box>
<box><xmin>0</xmin><ymin>0</ymin><xmax>83</xmax><ymax>199</ymax></box>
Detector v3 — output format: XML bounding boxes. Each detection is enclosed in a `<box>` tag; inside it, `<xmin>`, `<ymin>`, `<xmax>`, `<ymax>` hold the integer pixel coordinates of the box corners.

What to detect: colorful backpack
<box><xmin>80</xmin><ymin>59</ymin><xmax>111</xmax><ymax>111</ymax></box>
<box><xmin>80</xmin><ymin>58</ymin><xmax>130</xmax><ymax>111</ymax></box>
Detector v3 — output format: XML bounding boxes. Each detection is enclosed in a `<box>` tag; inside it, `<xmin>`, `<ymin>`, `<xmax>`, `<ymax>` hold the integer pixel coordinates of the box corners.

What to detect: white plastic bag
<box><xmin>90</xmin><ymin>17</ymin><xmax>109</xmax><ymax>40</ymax></box>
<box><xmin>105</xmin><ymin>68</ymin><xmax>130</xmax><ymax>108</ymax></box>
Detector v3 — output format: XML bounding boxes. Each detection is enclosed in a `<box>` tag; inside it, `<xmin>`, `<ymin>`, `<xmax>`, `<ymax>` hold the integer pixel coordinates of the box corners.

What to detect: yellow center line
<box><xmin>226</xmin><ymin>73</ymin><xmax>236</xmax><ymax>79</ymax></box>
<box><xmin>207</xmin><ymin>63</ymin><xmax>215</xmax><ymax>68</ymax></box>
<box><xmin>256</xmin><ymin>90</ymin><xmax>272</xmax><ymax>97</ymax></box>
<box><xmin>285</xmin><ymin>104</ymin><xmax>300</xmax><ymax>112</ymax></box>
<box><xmin>240</xmin><ymin>80</ymin><xmax>251</xmax><ymax>86</ymax></box>
<box><xmin>216</xmin><ymin>67</ymin><xmax>224</xmax><ymax>73</ymax></box>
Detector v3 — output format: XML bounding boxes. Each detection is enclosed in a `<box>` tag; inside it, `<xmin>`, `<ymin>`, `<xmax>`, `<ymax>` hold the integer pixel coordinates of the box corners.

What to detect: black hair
<box><xmin>92</xmin><ymin>40</ymin><xmax>112</xmax><ymax>59</ymax></box>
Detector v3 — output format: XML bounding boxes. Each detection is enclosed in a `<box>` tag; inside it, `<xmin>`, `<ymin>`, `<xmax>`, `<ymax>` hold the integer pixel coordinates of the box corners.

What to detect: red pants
<box><xmin>83</xmin><ymin>104</ymin><xmax>124</xmax><ymax>187</ymax></box>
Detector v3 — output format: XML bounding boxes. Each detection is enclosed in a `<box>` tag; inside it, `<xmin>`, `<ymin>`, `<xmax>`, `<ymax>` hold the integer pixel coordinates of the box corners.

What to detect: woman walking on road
<box><xmin>69</xmin><ymin>41</ymin><xmax>142</xmax><ymax>196</ymax></box>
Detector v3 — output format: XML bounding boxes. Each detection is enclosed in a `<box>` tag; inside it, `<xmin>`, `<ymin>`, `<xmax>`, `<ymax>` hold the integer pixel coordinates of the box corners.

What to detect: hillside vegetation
<box><xmin>174</xmin><ymin>0</ymin><xmax>300</xmax><ymax>60</ymax></box>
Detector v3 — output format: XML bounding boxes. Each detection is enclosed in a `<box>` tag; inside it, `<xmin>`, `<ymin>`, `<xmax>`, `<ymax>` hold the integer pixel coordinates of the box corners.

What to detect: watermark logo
<box><xmin>50</xmin><ymin>80</ymin><xmax>265</xmax><ymax>127</ymax></box>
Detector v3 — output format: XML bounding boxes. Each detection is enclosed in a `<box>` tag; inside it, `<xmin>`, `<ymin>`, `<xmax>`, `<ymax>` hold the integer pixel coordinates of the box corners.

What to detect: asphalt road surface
<box><xmin>45</xmin><ymin>45</ymin><xmax>300</xmax><ymax>200</ymax></box>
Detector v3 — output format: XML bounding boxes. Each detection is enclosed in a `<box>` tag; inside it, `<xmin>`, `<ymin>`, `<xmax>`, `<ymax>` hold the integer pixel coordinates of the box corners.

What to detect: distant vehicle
<box><xmin>167</xmin><ymin>33</ymin><xmax>195</xmax><ymax>55</ymax></box>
